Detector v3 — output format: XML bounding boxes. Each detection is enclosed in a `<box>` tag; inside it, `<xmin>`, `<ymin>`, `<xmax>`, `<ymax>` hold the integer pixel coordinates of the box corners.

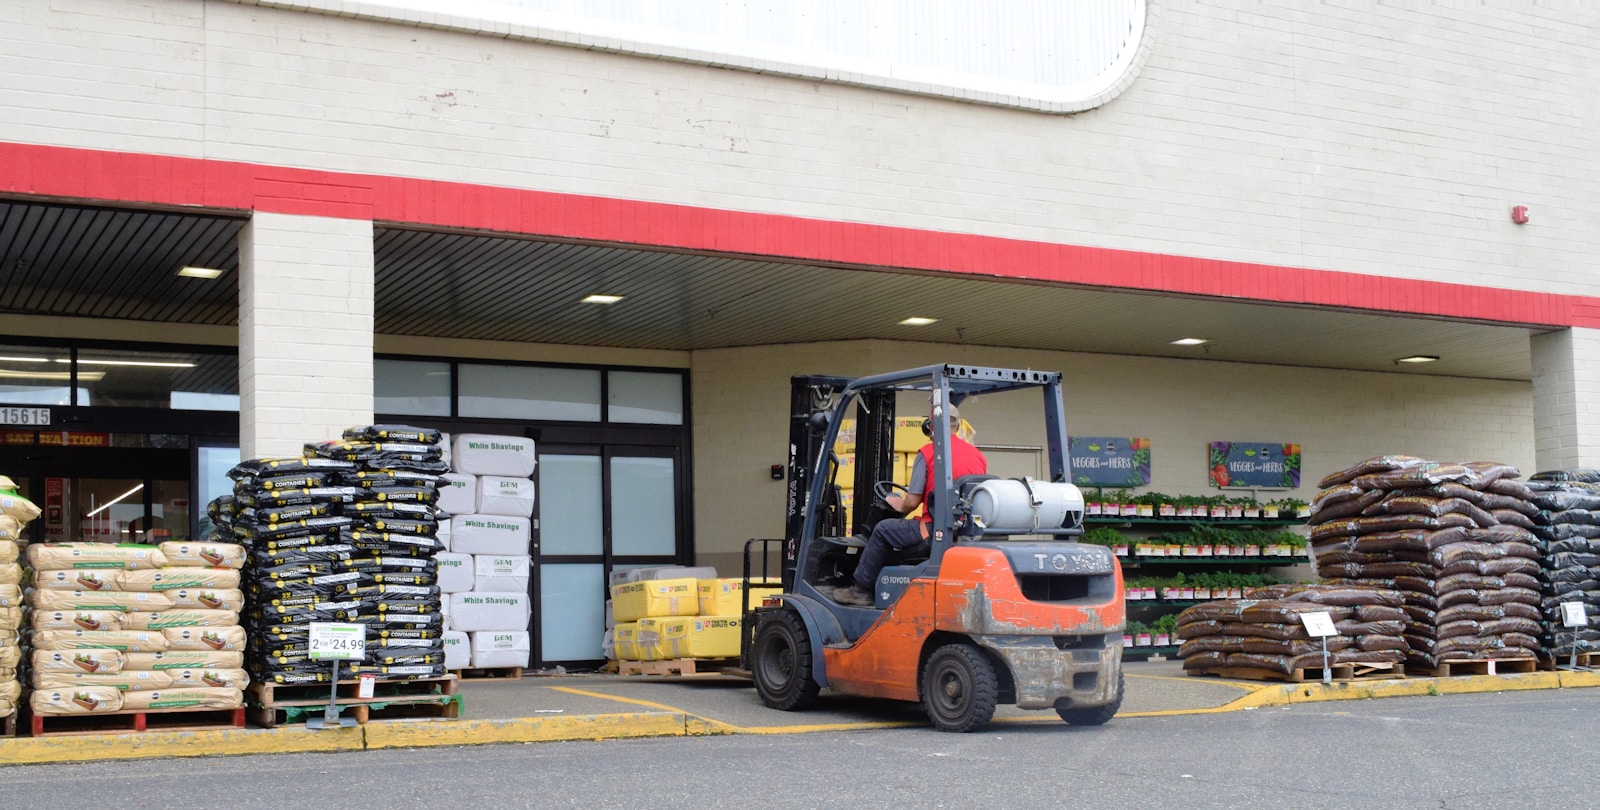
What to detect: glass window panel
<box><xmin>140</xmin><ymin>479</ymin><xmax>189</xmax><ymax>543</ymax></box>
<box><xmin>610</xmin><ymin>456</ymin><xmax>676</xmax><ymax>556</ymax></box>
<box><xmin>198</xmin><ymin>445</ymin><xmax>239</xmax><ymax>539</ymax></box>
<box><xmin>540</xmin><ymin>563</ymin><xmax>605</xmax><ymax>661</ymax></box>
<box><xmin>608</xmin><ymin>371</ymin><xmax>684</xmax><ymax>425</ymax></box>
<box><xmin>375</xmin><ymin>359</ymin><xmax>451</xmax><ymax>416</ymax></box>
<box><xmin>72</xmin><ymin>348</ymin><xmax>237</xmax><ymax>410</ymax></box>
<box><xmin>0</xmin><ymin>344</ymin><xmax>73</xmax><ymax>405</ymax></box>
<box><xmin>538</xmin><ymin>454</ymin><xmax>603</xmax><ymax>556</ymax></box>
<box><xmin>460</xmin><ymin>364</ymin><xmax>599</xmax><ymax>422</ymax></box>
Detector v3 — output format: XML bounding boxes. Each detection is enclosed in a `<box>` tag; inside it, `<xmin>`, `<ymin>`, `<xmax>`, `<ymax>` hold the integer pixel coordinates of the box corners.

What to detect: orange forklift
<box><xmin>743</xmin><ymin>364</ymin><xmax>1125</xmax><ymax>732</ymax></box>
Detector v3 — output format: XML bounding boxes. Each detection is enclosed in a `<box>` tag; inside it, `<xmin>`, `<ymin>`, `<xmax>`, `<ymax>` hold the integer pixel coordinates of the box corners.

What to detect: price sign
<box><xmin>1300</xmin><ymin>611</ymin><xmax>1338</xmax><ymax>638</ymax></box>
<box><xmin>308</xmin><ymin>622</ymin><xmax>367</xmax><ymax>661</ymax></box>
<box><xmin>1561</xmin><ymin>602</ymin><xmax>1589</xmax><ymax>629</ymax></box>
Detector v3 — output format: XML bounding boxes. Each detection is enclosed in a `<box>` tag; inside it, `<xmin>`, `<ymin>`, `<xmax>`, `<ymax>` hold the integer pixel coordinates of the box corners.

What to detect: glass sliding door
<box><xmin>534</xmin><ymin>445</ymin><xmax>684</xmax><ymax>667</ymax></box>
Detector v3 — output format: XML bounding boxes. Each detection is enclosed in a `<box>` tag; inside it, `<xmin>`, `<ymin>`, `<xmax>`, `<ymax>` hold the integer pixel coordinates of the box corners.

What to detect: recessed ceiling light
<box><xmin>0</xmin><ymin>356</ymin><xmax>51</xmax><ymax>363</ymax></box>
<box><xmin>899</xmin><ymin>317</ymin><xmax>939</xmax><ymax>327</ymax></box>
<box><xmin>178</xmin><ymin>266</ymin><xmax>224</xmax><ymax>279</ymax></box>
<box><xmin>0</xmin><ymin>369</ymin><xmax>106</xmax><ymax>381</ymax></box>
<box><xmin>1170</xmin><ymin>338</ymin><xmax>1209</xmax><ymax>346</ymax></box>
<box><xmin>1395</xmin><ymin>355</ymin><xmax>1440</xmax><ymax>364</ymax></box>
<box><xmin>66</xmin><ymin>359</ymin><xmax>196</xmax><ymax>368</ymax></box>
<box><xmin>581</xmin><ymin>294</ymin><xmax>624</xmax><ymax>305</ymax></box>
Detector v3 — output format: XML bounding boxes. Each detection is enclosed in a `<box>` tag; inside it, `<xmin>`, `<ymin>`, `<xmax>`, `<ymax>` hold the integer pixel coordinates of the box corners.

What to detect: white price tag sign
<box><xmin>1561</xmin><ymin>602</ymin><xmax>1589</xmax><ymax>629</ymax></box>
<box><xmin>308</xmin><ymin>622</ymin><xmax>367</xmax><ymax>661</ymax></box>
<box><xmin>1300</xmin><ymin>611</ymin><xmax>1338</xmax><ymax>638</ymax></box>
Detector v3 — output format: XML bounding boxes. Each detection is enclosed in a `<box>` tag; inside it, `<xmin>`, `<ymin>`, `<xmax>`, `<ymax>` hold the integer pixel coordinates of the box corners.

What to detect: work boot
<box><xmin>832</xmin><ymin>584</ymin><xmax>874</xmax><ymax>607</ymax></box>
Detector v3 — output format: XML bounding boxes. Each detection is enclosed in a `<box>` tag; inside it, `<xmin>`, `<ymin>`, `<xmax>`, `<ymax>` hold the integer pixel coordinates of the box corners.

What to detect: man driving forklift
<box><xmin>831</xmin><ymin>402</ymin><xmax>987</xmax><ymax>606</ymax></box>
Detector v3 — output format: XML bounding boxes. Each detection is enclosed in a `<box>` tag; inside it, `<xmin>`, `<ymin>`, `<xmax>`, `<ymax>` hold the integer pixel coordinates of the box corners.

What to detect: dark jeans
<box><xmin>854</xmin><ymin>518</ymin><xmax>929</xmax><ymax>590</ymax></box>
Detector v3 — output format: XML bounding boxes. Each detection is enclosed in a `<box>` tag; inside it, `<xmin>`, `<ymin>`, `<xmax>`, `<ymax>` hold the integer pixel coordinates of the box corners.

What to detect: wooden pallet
<box><xmin>450</xmin><ymin>666</ymin><xmax>523</xmax><ymax>682</ymax></box>
<box><xmin>247</xmin><ymin>675</ymin><xmax>458</xmax><ymax>728</ymax></box>
<box><xmin>29</xmin><ymin>706</ymin><xmax>246</xmax><ymax>737</ymax></box>
<box><xmin>1189</xmin><ymin>661</ymin><xmax>1404</xmax><ymax>684</ymax></box>
<box><xmin>1412</xmin><ymin>657</ymin><xmax>1538</xmax><ymax>677</ymax></box>
<box><xmin>249</xmin><ymin>693</ymin><xmax>462</xmax><ymax>728</ymax></box>
<box><xmin>1541</xmin><ymin>651</ymin><xmax>1600</xmax><ymax>670</ymax></box>
<box><xmin>615</xmin><ymin>658</ymin><xmax>738</xmax><ymax>677</ymax></box>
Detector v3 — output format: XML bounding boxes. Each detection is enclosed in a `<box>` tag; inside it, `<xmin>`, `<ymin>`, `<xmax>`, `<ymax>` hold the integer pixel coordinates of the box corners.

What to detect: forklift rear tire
<box><xmin>752</xmin><ymin>610</ymin><xmax>820</xmax><ymax>711</ymax></box>
<box><xmin>1055</xmin><ymin>672</ymin><xmax>1124</xmax><ymax>726</ymax></box>
<box><xmin>921</xmin><ymin>643</ymin><xmax>998</xmax><ymax>733</ymax></box>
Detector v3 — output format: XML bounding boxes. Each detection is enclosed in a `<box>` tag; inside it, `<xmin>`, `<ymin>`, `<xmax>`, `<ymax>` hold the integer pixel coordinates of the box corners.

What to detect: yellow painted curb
<box><xmin>0</xmin><ymin>725</ymin><xmax>363</xmax><ymax>765</ymax></box>
<box><xmin>1557</xmin><ymin>669</ymin><xmax>1600</xmax><ymax>688</ymax></box>
<box><xmin>362</xmin><ymin>712</ymin><xmax>687</xmax><ymax>749</ymax></box>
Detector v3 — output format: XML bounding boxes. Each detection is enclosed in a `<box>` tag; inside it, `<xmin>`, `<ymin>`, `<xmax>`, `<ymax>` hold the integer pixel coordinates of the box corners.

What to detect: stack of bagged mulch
<box><xmin>1305</xmin><ymin>456</ymin><xmax>1543</xmax><ymax>670</ymax></box>
<box><xmin>1524</xmin><ymin>469</ymin><xmax>1600</xmax><ymax>661</ymax></box>
<box><xmin>1178</xmin><ymin>583</ymin><xmax>1407</xmax><ymax>676</ymax></box>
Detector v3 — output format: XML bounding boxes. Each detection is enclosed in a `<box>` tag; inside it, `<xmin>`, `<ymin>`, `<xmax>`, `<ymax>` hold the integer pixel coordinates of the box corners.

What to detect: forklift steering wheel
<box><xmin>873</xmin><ymin>480</ymin><xmax>910</xmax><ymax>508</ymax></box>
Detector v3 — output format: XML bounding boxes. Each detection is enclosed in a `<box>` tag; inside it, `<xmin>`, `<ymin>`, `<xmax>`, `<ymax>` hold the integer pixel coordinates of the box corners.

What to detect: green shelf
<box><xmin>1085</xmin><ymin>516</ymin><xmax>1306</xmax><ymax>527</ymax></box>
<box><xmin>1122</xmin><ymin>556</ymin><xmax>1306</xmax><ymax>566</ymax></box>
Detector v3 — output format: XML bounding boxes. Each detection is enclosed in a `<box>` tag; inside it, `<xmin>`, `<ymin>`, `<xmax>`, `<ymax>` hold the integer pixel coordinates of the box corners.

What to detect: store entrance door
<box><xmin>4</xmin><ymin>441</ymin><xmax>192</xmax><ymax>544</ymax></box>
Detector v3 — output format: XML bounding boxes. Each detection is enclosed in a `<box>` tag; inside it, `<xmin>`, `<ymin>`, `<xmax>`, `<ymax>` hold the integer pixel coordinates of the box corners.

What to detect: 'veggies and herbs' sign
<box><xmin>1068</xmin><ymin>436</ymin><xmax>1151</xmax><ymax>487</ymax></box>
<box><xmin>1208</xmin><ymin>441</ymin><xmax>1301</xmax><ymax>489</ymax></box>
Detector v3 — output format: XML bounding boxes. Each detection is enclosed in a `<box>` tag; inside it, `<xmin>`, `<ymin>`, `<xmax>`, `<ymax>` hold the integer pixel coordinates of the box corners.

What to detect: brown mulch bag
<box><xmin>1238</xmin><ymin>603</ymin><xmax>1355</xmax><ymax>625</ymax></box>
<box><xmin>1307</xmin><ymin>491</ymin><xmax>1388</xmax><ymax>524</ymax></box>
<box><xmin>1434</xmin><ymin>573</ymin><xmax>1508</xmax><ymax>594</ymax></box>
<box><xmin>1478</xmin><ymin>617</ymin><xmax>1542</xmax><ymax>637</ymax></box>
<box><xmin>1490</xmin><ymin>510</ymin><xmax>1537</xmax><ymax>530</ymax></box>
<box><xmin>1333</xmin><ymin>649</ymin><xmax>1407</xmax><ymax>665</ymax></box>
<box><xmin>1179</xmin><ymin>636</ymin><xmax>1244</xmax><ymax>657</ymax></box>
<box><xmin>1362</xmin><ymin>495</ymin><xmax>1496</xmax><ymax>528</ymax></box>
<box><xmin>1352</xmin><ymin>604</ymin><xmax>1407</xmax><ymax>622</ymax></box>
<box><xmin>1442</xmin><ymin>587</ymin><xmax>1540</xmax><ymax>608</ymax></box>
<box><xmin>1176</xmin><ymin>619</ymin><xmax>1226</xmax><ymax>639</ymax></box>
<box><xmin>1485</xmin><ymin>478</ymin><xmax>1536</xmax><ymax>500</ymax></box>
<box><xmin>1436</xmin><ymin>604</ymin><xmax>1539</xmax><ymax>623</ymax></box>
<box><xmin>1418</xmin><ymin>482</ymin><xmax>1488</xmax><ymax>505</ymax></box>
<box><xmin>1180</xmin><ymin>650</ymin><xmax>1228</xmax><ymax>671</ymax></box>
<box><xmin>1217</xmin><ymin>622</ymin><xmax>1308</xmax><ymax>641</ymax></box>
<box><xmin>1334</xmin><ymin>619</ymin><xmax>1404</xmax><ymax>637</ymax></box>
<box><xmin>1429</xmin><ymin>541</ymin><xmax>1538</xmax><ymax>566</ymax></box>
<box><xmin>1239</xmin><ymin>638</ymin><xmax>1354</xmax><ymax>657</ymax></box>
<box><xmin>1242</xmin><ymin>583</ymin><xmax>1405</xmax><ymax>607</ymax></box>
<box><xmin>1461</xmin><ymin>461</ymin><xmax>1521</xmax><ymax>489</ymax></box>
<box><xmin>1438</xmin><ymin>558</ymin><xmax>1540</xmax><ymax>578</ymax></box>
<box><xmin>1351</xmin><ymin>464</ymin><xmax>1473</xmax><ymax>490</ymax></box>
<box><xmin>1319</xmin><ymin>455</ymin><xmax>1429</xmax><ymax>489</ymax></box>
<box><xmin>1478</xmin><ymin>493</ymin><xmax>1539</xmax><ymax>516</ymax></box>
<box><xmin>1224</xmin><ymin>652</ymin><xmax>1325</xmax><ymax>675</ymax></box>
<box><xmin>1176</xmin><ymin>602</ymin><xmax>1249</xmax><ymax>624</ymax></box>
<box><xmin>1401</xmin><ymin>604</ymin><xmax>1437</xmax><ymax>623</ymax></box>
<box><xmin>1310</xmin><ymin>484</ymin><xmax>1365</xmax><ymax>513</ymax></box>
<box><xmin>1315</xmin><ymin>550</ymin><xmax>1391</xmax><ymax>567</ymax></box>
<box><xmin>1352</xmin><ymin>528</ymin><xmax>1469</xmax><ymax>552</ymax></box>
<box><xmin>1468</xmin><ymin>525</ymin><xmax>1540</xmax><ymax>545</ymax></box>
<box><xmin>1357</xmin><ymin>634</ymin><xmax>1410</xmax><ymax>652</ymax></box>
<box><xmin>1502</xmin><ymin>572</ymin><xmax>1541</xmax><ymax>590</ymax></box>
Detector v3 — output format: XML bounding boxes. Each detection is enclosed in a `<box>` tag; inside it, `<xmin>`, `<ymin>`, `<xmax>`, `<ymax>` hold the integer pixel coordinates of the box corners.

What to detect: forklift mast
<box><xmin>781</xmin><ymin>374</ymin><xmax>895</xmax><ymax>591</ymax></box>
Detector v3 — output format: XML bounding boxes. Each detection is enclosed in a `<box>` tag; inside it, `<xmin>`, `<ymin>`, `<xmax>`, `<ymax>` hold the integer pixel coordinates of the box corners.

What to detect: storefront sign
<box><xmin>1068</xmin><ymin>436</ymin><xmax>1151</xmax><ymax>487</ymax></box>
<box><xmin>1208</xmin><ymin>441</ymin><xmax>1301</xmax><ymax>489</ymax></box>
<box><xmin>0</xmin><ymin>407</ymin><xmax>49</xmax><ymax>426</ymax></box>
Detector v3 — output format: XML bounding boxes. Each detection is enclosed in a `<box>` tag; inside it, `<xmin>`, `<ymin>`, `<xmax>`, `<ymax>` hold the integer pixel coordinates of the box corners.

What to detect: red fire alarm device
<box><xmin>1512</xmin><ymin>205</ymin><xmax>1530</xmax><ymax>225</ymax></box>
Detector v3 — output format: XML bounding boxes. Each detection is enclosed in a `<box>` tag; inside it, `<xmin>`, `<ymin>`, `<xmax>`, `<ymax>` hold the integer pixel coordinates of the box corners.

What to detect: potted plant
<box><xmin>1085</xmin><ymin>489</ymin><xmax>1103</xmax><ymax>516</ymax></box>
<box><xmin>1279</xmin><ymin>498</ymin><xmax>1309</xmax><ymax>519</ymax></box>
<box><xmin>1241</xmin><ymin>496</ymin><xmax>1261</xmax><ymax>520</ymax></box>
<box><xmin>1153</xmin><ymin>614</ymin><xmax>1179</xmax><ymax>647</ymax></box>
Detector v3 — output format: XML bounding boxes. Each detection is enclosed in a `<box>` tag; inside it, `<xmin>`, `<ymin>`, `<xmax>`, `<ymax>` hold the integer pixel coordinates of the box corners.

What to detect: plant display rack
<box><xmin>1081</xmin><ymin>490</ymin><xmax>1313</xmax><ymax>662</ymax></box>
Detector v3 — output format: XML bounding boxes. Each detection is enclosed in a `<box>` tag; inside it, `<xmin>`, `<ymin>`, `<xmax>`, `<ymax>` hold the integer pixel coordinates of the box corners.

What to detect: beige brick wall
<box><xmin>1532</xmin><ymin>327</ymin><xmax>1600</xmax><ymax>471</ymax></box>
<box><xmin>4</xmin><ymin>0</ymin><xmax>1596</xmax><ymax>294</ymax></box>
<box><xmin>690</xmin><ymin>341</ymin><xmax>1534</xmax><ymax>568</ymax></box>
<box><xmin>238</xmin><ymin>212</ymin><xmax>375</xmax><ymax>457</ymax></box>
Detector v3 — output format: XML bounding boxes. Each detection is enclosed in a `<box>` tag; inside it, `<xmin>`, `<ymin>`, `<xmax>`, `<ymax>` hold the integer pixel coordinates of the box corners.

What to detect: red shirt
<box><xmin>915</xmin><ymin>436</ymin><xmax>988</xmax><ymax>526</ymax></box>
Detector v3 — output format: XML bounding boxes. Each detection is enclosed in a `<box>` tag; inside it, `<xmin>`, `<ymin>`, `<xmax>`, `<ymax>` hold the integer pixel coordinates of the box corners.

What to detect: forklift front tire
<box><xmin>752</xmin><ymin>609</ymin><xmax>821</xmax><ymax>711</ymax></box>
<box><xmin>921</xmin><ymin>643</ymin><xmax>998</xmax><ymax>732</ymax></box>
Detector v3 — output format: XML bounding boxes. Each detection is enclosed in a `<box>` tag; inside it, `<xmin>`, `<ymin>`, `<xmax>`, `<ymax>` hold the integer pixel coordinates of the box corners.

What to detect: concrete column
<box><xmin>238</xmin><ymin>212</ymin><xmax>374</xmax><ymax>459</ymax></box>
<box><xmin>1531</xmin><ymin>327</ymin><xmax>1600</xmax><ymax>474</ymax></box>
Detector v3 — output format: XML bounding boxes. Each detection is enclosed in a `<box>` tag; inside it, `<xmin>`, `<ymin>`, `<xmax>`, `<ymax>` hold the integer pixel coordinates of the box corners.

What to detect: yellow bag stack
<box><xmin>697</xmin><ymin>578</ymin><xmax>780</xmax><ymax>617</ymax></box>
<box><xmin>611</xmin><ymin>578</ymin><xmax>700</xmax><ymax>624</ymax></box>
<box><xmin>0</xmin><ymin>475</ymin><xmax>40</xmax><ymax>724</ymax></box>
<box><xmin>657</xmin><ymin>616</ymin><xmax>742</xmax><ymax>659</ymax></box>
<box><xmin>26</xmin><ymin>540</ymin><xmax>251</xmax><ymax>716</ymax></box>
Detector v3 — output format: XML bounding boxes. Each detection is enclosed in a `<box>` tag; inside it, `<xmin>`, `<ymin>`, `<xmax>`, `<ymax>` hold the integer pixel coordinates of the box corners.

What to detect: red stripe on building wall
<box><xmin>3</xmin><ymin>140</ymin><xmax>1596</xmax><ymax>329</ymax></box>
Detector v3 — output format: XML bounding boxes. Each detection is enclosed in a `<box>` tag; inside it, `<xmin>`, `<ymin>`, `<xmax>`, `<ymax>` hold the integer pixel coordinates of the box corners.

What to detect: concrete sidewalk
<box><xmin>4</xmin><ymin>659</ymin><xmax>1598</xmax><ymax>765</ymax></box>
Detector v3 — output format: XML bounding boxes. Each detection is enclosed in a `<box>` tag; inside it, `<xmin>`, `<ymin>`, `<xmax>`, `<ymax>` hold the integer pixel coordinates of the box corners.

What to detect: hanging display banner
<box><xmin>1068</xmin><ymin>436</ymin><xmax>1151</xmax><ymax>487</ymax></box>
<box><xmin>1208</xmin><ymin>441</ymin><xmax>1301</xmax><ymax>489</ymax></box>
